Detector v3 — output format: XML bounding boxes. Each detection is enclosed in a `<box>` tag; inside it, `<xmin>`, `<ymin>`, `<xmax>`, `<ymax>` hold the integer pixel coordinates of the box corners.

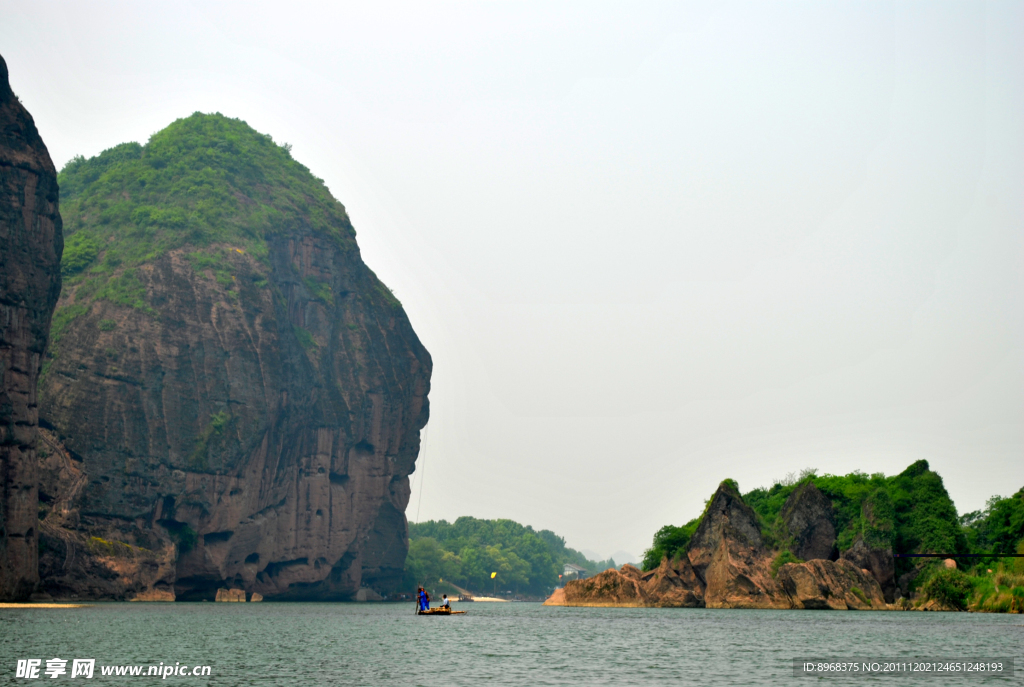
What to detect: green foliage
<box><xmin>161</xmin><ymin>521</ymin><xmax>198</xmax><ymax>553</ymax></box>
<box><xmin>92</xmin><ymin>269</ymin><xmax>155</xmax><ymax>315</ymax></box>
<box><xmin>189</xmin><ymin>410</ymin><xmax>231</xmax><ymax>470</ymax></box>
<box><xmin>961</xmin><ymin>488</ymin><xmax>1024</xmax><ymax>563</ymax></box>
<box><xmin>303</xmin><ymin>277</ymin><xmax>334</xmax><ymax>305</ymax></box>
<box><xmin>640</xmin><ymin>519</ymin><xmax>700</xmax><ymax>571</ymax></box>
<box><xmin>294</xmin><ymin>326</ymin><xmax>318</xmax><ymax>350</ymax></box>
<box><xmin>58</xmin><ymin>114</ymin><xmax>354</xmax><ymax>263</ymax></box>
<box><xmin>52</xmin><ymin>112</ymin><xmax>363</xmax><ymax>347</ymax></box>
<box><xmin>49</xmin><ymin>304</ymin><xmax>88</xmax><ymax>345</ymax></box>
<box><xmin>60</xmin><ymin>231</ymin><xmax>100</xmax><ymax>276</ymax></box>
<box><xmin>406</xmin><ymin>517</ymin><xmax>609</xmax><ymax>596</ymax></box>
<box><xmin>187</xmin><ymin>249</ymin><xmax>236</xmax><ymax>288</ymax></box>
<box><xmin>921</xmin><ymin>568</ymin><xmax>973</xmax><ymax>610</ymax></box>
<box><xmin>770</xmin><ymin>550</ymin><xmax>803</xmax><ymax>578</ymax></box>
<box><xmin>967</xmin><ymin>562</ymin><xmax>1024</xmax><ymax>613</ymax></box>
<box><xmin>888</xmin><ymin>460</ymin><xmax>968</xmax><ymax>576</ymax></box>
<box><xmin>849</xmin><ymin>586</ymin><xmax>869</xmax><ymax>605</ymax></box>
<box><xmin>742</xmin><ymin>463</ymin><xmax>957</xmax><ymax>576</ymax></box>
<box><xmin>98</xmin><ymin>319</ymin><xmax>117</xmax><ymax>331</ymax></box>
<box><xmin>374</xmin><ymin>280</ymin><xmax>401</xmax><ymax>310</ymax></box>
<box><xmin>861</xmin><ymin>487</ymin><xmax>895</xmax><ymax>548</ymax></box>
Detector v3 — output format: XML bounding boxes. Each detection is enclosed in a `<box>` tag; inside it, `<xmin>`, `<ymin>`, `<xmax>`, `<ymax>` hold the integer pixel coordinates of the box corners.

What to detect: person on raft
<box><xmin>417</xmin><ymin>587</ymin><xmax>430</xmax><ymax>612</ymax></box>
<box><xmin>441</xmin><ymin>594</ymin><xmax>450</xmax><ymax>609</ymax></box>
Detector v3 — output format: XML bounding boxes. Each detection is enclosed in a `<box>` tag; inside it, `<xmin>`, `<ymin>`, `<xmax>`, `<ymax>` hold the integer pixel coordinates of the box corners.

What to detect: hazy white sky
<box><xmin>2</xmin><ymin>1</ymin><xmax>1021</xmax><ymax>559</ymax></box>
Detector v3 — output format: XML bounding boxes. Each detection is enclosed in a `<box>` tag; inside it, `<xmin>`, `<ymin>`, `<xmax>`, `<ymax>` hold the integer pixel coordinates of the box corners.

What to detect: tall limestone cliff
<box><xmin>0</xmin><ymin>54</ymin><xmax>63</xmax><ymax>601</ymax></box>
<box><xmin>37</xmin><ymin>113</ymin><xmax>430</xmax><ymax>600</ymax></box>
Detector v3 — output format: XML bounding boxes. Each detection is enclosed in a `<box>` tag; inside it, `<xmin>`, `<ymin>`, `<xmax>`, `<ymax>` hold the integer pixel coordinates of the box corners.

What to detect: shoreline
<box><xmin>0</xmin><ymin>603</ymin><xmax>92</xmax><ymax>608</ymax></box>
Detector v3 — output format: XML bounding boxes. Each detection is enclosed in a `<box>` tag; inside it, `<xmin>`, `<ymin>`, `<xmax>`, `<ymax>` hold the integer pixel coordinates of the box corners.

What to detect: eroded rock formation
<box><xmin>37</xmin><ymin>114</ymin><xmax>430</xmax><ymax>601</ymax></box>
<box><xmin>777</xmin><ymin>558</ymin><xmax>887</xmax><ymax>610</ymax></box>
<box><xmin>841</xmin><ymin>535</ymin><xmax>896</xmax><ymax>602</ymax></box>
<box><xmin>781</xmin><ymin>482</ymin><xmax>836</xmax><ymax>561</ymax></box>
<box><xmin>546</xmin><ymin>481</ymin><xmax>887</xmax><ymax>610</ymax></box>
<box><xmin>0</xmin><ymin>54</ymin><xmax>63</xmax><ymax>601</ymax></box>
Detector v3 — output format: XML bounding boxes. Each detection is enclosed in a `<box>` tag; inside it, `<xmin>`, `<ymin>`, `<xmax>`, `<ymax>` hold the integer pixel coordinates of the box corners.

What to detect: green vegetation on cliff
<box><xmin>406</xmin><ymin>517</ymin><xmax>615</xmax><ymax>597</ymax></box>
<box><xmin>54</xmin><ymin>112</ymin><xmax>356</xmax><ymax>326</ymax></box>
<box><xmin>639</xmin><ymin>519</ymin><xmax>699</xmax><ymax>571</ymax></box>
<box><xmin>739</xmin><ymin>460</ymin><xmax>966</xmax><ymax>577</ymax></box>
<box><xmin>647</xmin><ymin>461</ymin><xmax>972</xmax><ymax>573</ymax></box>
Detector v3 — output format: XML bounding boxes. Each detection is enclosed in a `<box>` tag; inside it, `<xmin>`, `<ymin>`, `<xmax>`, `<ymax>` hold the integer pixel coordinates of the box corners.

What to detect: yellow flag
<box><xmin>491</xmin><ymin>572</ymin><xmax>497</xmax><ymax>578</ymax></box>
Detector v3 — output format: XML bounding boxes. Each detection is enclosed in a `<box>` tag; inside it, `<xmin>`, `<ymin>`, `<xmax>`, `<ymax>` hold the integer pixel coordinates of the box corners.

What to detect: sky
<box><xmin>2</xmin><ymin>1</ymin><xmax>1021</xmax><ymax>561</ymax></box>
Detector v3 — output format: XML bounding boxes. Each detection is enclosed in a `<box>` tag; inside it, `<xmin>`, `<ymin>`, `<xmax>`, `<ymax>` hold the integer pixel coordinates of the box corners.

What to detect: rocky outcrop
<box><xmin>547</xmin><ymin>564</ymin><xmax>647</xmax><ymax>607</ymax></box>
<box><xmin>545</xmin><ymin>558</ymin><xmax>706</xmax><ymax>608</ymax></box>
<box><xmin>131</xmin><ymin>588</ymin><xmax>175</xmax><ymax>602</ymax></box>
<box><xmin>215</xmin><ymin>588</ymin><xmax>245</xmax><ymax>602</ymax></box>
<box><xmin>545</xmin><ymin>481</ymin><xmax>888</xmax><ymax>610</ymax></box>
<box><xmin>777</xmin><ymin>559</ymin><xmax>886</xmax><ymax>610</ymax></box>
<box><xmin>0</xmin><ymin>54</ymin><xmax>63</xmax><ymax>601</ymax></box>
<box><xmin>638</xmin><ymin>556</ymin><xmax>704</xmax><ymax>607</ymax></box>
<box><xmin>781</xmin><ymin>482</ymin><xmax>836</xmax><ymax>561</ymax></box>
<box><xmin>687</xmin><ymin>481</ymin><xmax>764</xmax><ymax>576</ymax></box>
<box><xmin>702</xmin><ymin>532</ymin><xmax>790</xmax><ymax>609</ymax></box>
<box><xmin>683</xmin><ymin>482</ymin><xmax>789</xmax><ymax>608</ymax></box>
<box><xmin>37</xmin><ymin>114</ymin><xmax>430</xmax><ymax>601</ymax></box>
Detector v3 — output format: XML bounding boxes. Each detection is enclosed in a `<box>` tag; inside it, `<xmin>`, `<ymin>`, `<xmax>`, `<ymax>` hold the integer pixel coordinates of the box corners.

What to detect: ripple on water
<box><xmin>1</xmin><ymin>603</ymin><xmax>1020</xmax><ymax>686</ymax></box>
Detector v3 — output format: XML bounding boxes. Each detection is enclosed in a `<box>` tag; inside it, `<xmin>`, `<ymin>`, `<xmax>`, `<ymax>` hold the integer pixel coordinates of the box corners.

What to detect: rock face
<box><xmin>690</xmin><ymin>483</ymin><xmax>790</xmax><ymax>609</ymax></box>
<box><xmin>37</xmin><ymin>429</ymin><xmax>179</xmax><ymax>601</ymax></box>
<box><xmin>687</xmin><ymin>481</ymin><xmax>764</xmax><ymax>577</ymax></box>
<box><xmin>777</xmin><ymin>559</ymin><xmax>886</xmax><ymax>610</ymax></box>
<box><xmin>37</xmin><ymin>114</ymin><xmax>430</xmax><ymax>601</ymax></box>
<box><xmin>781</xmin><ymin>482</ymin><xmax>836</xmax><ymax>561</ymax></box>
<box><xmin>0</xmin><ymin>54</ymin><xmax>63</xmax><ymax>601</ymax></box>
<box><xmin>639</xmin><ymin>556</ymin><xmax>704</xmax><ymax>607</ymax></box>
<box><xmin>840</xmin><ymin>535</ymin><xmax>896</xmax><ymax>602</ymax></box>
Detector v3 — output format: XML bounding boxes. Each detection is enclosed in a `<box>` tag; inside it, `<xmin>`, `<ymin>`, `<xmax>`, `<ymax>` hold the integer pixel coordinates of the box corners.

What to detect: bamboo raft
<box><xmin>418</xmin><ymin>607</ymin><xmax>466</xmax><ymax>615</ymax></box>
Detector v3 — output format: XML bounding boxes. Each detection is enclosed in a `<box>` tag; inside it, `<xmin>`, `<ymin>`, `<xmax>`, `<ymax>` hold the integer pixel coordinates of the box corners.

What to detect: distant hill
<box><xmin>407</xmin><ymin>517</ymin><xmax>614</xmax><ymax>596</ymax></box>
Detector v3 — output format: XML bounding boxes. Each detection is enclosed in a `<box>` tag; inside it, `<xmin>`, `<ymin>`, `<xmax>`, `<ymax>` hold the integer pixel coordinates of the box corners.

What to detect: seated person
<box><xmin>441</xmin><ymin>594</ymin><xmax>450</xmax><ymax>608</ymax></box>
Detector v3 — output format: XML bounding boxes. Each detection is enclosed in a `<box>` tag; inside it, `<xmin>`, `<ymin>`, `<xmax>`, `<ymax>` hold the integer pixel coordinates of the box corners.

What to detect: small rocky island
<box><xmin>547</xmin><ymin>477</ymin><xmax>919</xmax><ymax>610</ymax></box>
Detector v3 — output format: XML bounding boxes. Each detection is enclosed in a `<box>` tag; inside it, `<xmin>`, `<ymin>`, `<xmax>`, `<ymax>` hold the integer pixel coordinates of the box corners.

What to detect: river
<box><xmin>2</xmin><ymin>602</ymin><xmax>1020</xmax><ymax>685</ymax></box>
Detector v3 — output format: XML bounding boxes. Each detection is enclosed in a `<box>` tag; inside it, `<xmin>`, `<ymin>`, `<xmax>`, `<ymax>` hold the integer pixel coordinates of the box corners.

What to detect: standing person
<box><xmin>417</xmin><ymin>586</ymin><xmax>429</xmax><ymax>612</ymax></box>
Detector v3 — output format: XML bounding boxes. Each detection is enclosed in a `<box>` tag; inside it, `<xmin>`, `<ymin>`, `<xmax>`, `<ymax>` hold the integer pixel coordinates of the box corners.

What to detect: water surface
<box><xmin>2</xmin><ymin>602</ymin><xmax>1020</xmax><ymax>685</ymax></box>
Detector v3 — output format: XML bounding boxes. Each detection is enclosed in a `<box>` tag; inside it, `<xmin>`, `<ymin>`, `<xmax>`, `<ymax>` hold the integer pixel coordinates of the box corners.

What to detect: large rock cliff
<box><xmin>0</xmin><ymin>54</ymin><xmax>63</xmax><ymax>601</ymax></box>
<box><xmin>37</xmin><ymin>113</ymin><xmax>430</xmax><ymax>600</ymax></box>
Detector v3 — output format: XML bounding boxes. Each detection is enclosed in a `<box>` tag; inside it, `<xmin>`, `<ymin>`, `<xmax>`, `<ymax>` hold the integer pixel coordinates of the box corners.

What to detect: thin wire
<box><xmin>414</xmin><ymin>422</ymin><xmax>428</xmax><ymax>524</ymax></box>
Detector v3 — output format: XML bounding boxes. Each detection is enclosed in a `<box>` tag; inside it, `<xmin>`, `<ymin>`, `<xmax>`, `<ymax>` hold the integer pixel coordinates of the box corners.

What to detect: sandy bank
<box><xmin>0</xmin><ymin>603</ymin><xmax>92</xmax><ymax>608</ymax></box>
